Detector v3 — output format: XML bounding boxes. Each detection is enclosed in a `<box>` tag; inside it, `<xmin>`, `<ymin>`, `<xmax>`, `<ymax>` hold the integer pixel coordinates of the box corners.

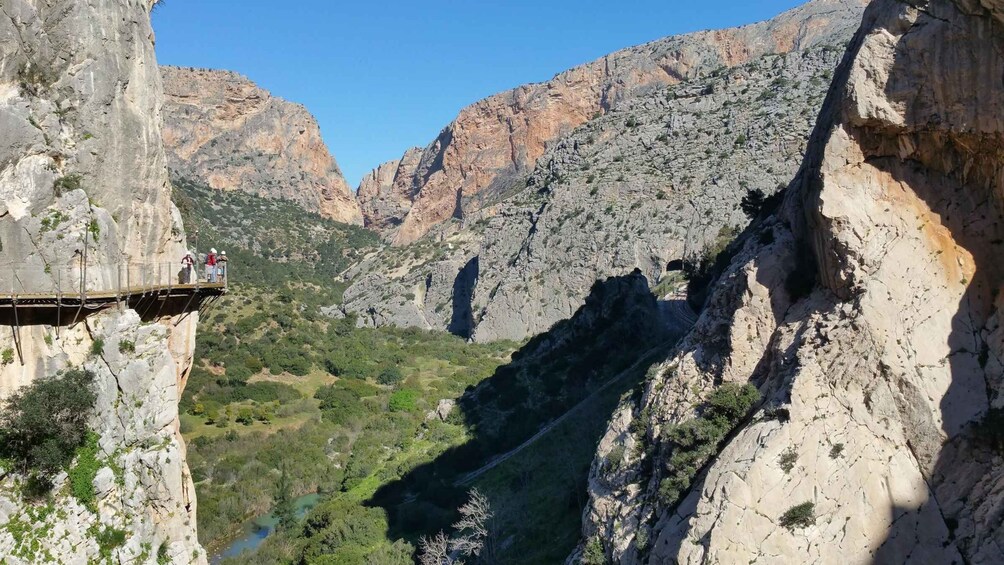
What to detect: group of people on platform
<box><xmin>180</xmin><ymin>248</ymin><xmax>228</xmax><ymax>284</ymax></box>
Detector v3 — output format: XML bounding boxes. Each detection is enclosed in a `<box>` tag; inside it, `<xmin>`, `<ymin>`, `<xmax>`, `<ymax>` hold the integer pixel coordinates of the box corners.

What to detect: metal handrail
<box><xmin>0</xmin><ymin>260</ymin><xmax>230</xmax><ymax>298</ymax></box>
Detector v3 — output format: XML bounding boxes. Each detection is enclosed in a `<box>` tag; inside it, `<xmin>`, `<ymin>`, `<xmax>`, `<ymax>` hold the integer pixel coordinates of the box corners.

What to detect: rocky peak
<box><xmin>356</xmin><ymin>146</ymin><xmax>423</xmax><ymax>231</ymax></box>
<box><xmin>160</xmin><ymin>66</ymin><xmax>363</xmax><ymax>225</ymax></box>
<box><xmin>340</xmin><ymin>39</ymin><xmax>855</xmax><ymax>343</ymax></box>
<box><xmin>359</xmin><ymin>0</ymin><xmax>869</xmax><ymax>244</ymax></box>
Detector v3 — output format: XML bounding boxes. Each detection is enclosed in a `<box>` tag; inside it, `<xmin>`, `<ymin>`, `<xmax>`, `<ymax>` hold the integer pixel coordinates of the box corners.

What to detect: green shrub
<box><xmin>53</xmin><ymin>174</ymin><xmax>83</xmax><ymax>196</ymax></box>
<box><xmin>779</xmin><ymin>448</ymin><xmax>798</xmax><ymax>473</ymax></box>
<box><xmin>705</xmin><ymin>383</ymin><xmax>761</xmax><ymax>424</ymax></box>
<box><xmin>236</xmin><ymin>407</ymin><xmax>254</xmax><ymax>426</ymax></box>
<box><xmin>581</xmin><ymin>537</ymin><xmax>607</xmax><ymax>565</ymax></box>
<box><xmin>634</xmin><ymin>528</ymin><xmax>649</xmax><ymax>552</ymax></box>
<box><xmin>335</xmin><ymin>379</ymin><xmax>380</xmax><ymax>398</ymax></box>
<box><xmin>377</xmin><ymin>365</ymin><xmax>403</xmax><ymax>385</ymax></box>
<box><xmin>0</xmin><ymin>369</ymin><xmax>97</xmax><ymax>477</ymax></box>
<box><xmin>829</xmin><ymin>443</ymin><xmax>844</xmax><ymax>459</ymax></box>
<box><xmin>314</xmin><ymin>386</ymin><xmax>367</xmax><ymax>425</ymax></box>
<box><xmin>605</xmin><ymin>445</ymin><xmax>625</xmax><ymax>470</ymax></box>
<box><xmin>388</xmin><ymin>389</ymin><xmax>419</xmax><ymax>413</ymax></box>
<box><xmin>657</xmin><ymin>383</ymin><xmax>759</xmax><ymax>507</ymax></box>
<box><xmin>1</xmin><ymin>348</ymin><xmax>13</xmax><ymax>365</ymax></box>
<box><xmin>157</xmin><ymin>542</ymin><xmax>170</xmax><ymax>565</ymax></box>
<box><xmin>68</xmin><ymin>432</ymin><xmax>101</xmax><ymax>512</ymax></box>
<box><xmin>779</xmin><ymin>501</ymin><xmax>815</xmax><ymax>530</ymax></box>
<box><xmin>740</xmin><ymin>188</ymin><xmax>766</xmax><ymax>219</ymax></box>
<box><xmin>253</xmin><ymin>404</ymin><xmax>273</xmax><ymax>424</ymax></box>
<box><xmin>94</xmin><ymin>525</ymin><xmax>128</xmax><ymax>558</ymax></box>
<box><xmin>199</xmin><ymin>381</ymin><xmax>301</xmax><ymax>406</ymax></box>
<box><xmin>118</xmin><ymin>340</ymin><xmax>136</xmax><ymax>354</ymax></box>
<box><xmin>87</xmin><ymin>219</ymin><xmax>101</xmax><ymax>242</ymax></box>
<box><xmin>90</xmin><ymin>337</ymin><xmax>105</xmax><ymax>357</ymax></box>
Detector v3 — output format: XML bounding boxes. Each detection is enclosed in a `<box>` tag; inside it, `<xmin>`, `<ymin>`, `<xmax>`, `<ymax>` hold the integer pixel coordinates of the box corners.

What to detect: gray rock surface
<box><xmin>577</xmin><ymin>0</ymin><xmax>1004</xmax><ymax>562</ymax></box>
<box><xmin>357</xmin><ymin>147</ymin><xmax>423</xmax><ymax>233</ymax></box>
<box><xmin>342</xmin><ymin>43</ymin><xmax>853</xmax><ymax>343</ymax></box>
<box><xmin>0</xmin><ymin>1</ymin><xmax>205</xmax><ymax>562</ymax></box>
<box><xmin>358</xmin><ymin>0</ymin><xmax>869</xmax><ymax>245</ymax></box>
<box><xmin>471</xmin><ymin>46</ymin><xmax>845</xmax><ymax>343</ymax></box>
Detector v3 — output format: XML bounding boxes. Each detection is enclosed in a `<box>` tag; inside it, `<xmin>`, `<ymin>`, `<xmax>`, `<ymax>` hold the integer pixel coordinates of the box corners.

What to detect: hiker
<box><xmin>180</xmin><ymin>250</ymin><xmax>194</xmax><ymax>284</ymax></box>
<box><xmin>218</xmin><ymin>251</ymin><xmax>228</xmax><ymax>282</ymax></box>
<box><xmin>206</xmin><ymin>248</ymin><xmax>218</xmax><ymax>283</ymax></box>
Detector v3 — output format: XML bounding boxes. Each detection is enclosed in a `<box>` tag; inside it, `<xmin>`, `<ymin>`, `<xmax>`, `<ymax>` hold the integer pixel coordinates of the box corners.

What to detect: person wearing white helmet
<box><xmin>206</xmin><ymin>248</ymin><xmax>218</xmax><ymax>283</ymax></box>
<box><xmin>218</xmin><ymin>250</ymin><xmax>228</xmax><ymax>282</ymax></box>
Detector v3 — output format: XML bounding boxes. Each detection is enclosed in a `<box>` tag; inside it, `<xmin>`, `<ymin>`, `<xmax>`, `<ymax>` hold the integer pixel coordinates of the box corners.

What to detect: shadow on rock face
<box><xmin>866</xmin><ymin>2</ymin><xmax>1004</xmax><ymax>558</ymax></box>
<box><xmin>359</xmin><ymin>270</ymin><xmax>682</xmax><ymax>562</ymax></box>
<box><xmin>447</xmin><ymin>256</ymin><xmax>479</xmax><ymax>339</ymax></box>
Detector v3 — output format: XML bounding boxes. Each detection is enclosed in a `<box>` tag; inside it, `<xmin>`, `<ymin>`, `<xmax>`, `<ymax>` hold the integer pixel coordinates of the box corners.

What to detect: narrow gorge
<box><xmin>1</xmin><ymin>0</ymin><xmax>1001</xmax><ymax>564</ymax></box>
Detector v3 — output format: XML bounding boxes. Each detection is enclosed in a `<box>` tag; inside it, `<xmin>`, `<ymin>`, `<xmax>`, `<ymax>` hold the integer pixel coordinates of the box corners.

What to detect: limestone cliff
<box><xmin>356</xmin><ymin>147</ymin><xmax>422</xmax><ymax>231</ymax></box>
<box><xmin>579</xmin><ymin>0</ymin><xmax>1004</xmax><ymax>562</ymax></box>
<box><xmin>342</xmin><ymin>34</ymin><xmax>857</xmax><ymax>341</ymax></box>
<box><xmin>160</xmin><ymin>66</ymin><xmax>362</xmax><ymax>225</ymax></box>
<box><xmin>361</xmin><ymin>0</ymin><xmax>869</xmax><ymax>244</ymax></box>
<box><xmin>0</xmin><ymin>1</ymin><xmax>205</xmax><ymax>563</ymax></box>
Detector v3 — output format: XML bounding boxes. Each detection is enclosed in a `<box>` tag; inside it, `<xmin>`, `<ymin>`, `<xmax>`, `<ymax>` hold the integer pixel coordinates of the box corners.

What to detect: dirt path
<box><xmin>453</xmin><ymin>293</ymin><xmax>698</xmax><ymax>486</ymax></box>
<box><xmin>455</xmin><ymin>337</ymin><xmax>678</xmax><ymax>486</ymax></box>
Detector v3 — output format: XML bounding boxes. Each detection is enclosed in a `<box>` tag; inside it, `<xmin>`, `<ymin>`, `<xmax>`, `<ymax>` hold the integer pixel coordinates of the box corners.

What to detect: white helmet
<box><xmin>221</xmin><ymin>250</ymin><xmax>226</xmax><ymax>255</ymax></box>
<box><xmin>210</xmin><ymin>248</ymin><xmax>217</xmax><ymax>254</ymax></box>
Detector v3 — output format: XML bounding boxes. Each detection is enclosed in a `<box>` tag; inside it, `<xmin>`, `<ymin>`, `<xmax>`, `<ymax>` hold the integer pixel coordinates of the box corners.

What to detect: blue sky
<box><xmin>152</xmin><ymin>0</ymin><xmax>805</xmax><ymax>187</ymax></box>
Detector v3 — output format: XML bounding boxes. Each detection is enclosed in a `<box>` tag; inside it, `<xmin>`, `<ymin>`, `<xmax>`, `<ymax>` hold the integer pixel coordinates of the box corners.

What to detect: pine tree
<box><xmin>273</xmin><ymin>462</ymin><xmax>297</xmax><ymax>532</ymax></box>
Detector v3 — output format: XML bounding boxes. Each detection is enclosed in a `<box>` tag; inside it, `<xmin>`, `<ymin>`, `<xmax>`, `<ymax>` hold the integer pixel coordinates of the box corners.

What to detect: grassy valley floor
<box><xmin>173</xmin><ymin>178</ymin><xmax>678</xmax><ymax>564</ymax></box>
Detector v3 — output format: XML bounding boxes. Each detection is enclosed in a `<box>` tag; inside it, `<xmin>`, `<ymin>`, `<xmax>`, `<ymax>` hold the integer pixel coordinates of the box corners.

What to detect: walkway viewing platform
<box><xmin>0</xmin><ymin>262</ymin><xmax>228</xmax><ymax>327</ymax></box>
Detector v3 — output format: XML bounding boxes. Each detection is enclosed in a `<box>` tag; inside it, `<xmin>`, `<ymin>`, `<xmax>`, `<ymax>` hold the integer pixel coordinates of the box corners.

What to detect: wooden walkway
<box><xmin>0</xmin><ymin>281</ymin><xmax>228</xmax><ymax>327</ymax></box>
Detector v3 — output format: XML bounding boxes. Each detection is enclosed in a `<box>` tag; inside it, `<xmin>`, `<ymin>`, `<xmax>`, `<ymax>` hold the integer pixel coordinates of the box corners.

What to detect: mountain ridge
<box><xmin>357</xmin><ymin>0</ymin><xmax>870</xmax><ymax>245</ymax></box>
<box><xmin>160</xmin><ymin>65</ymin><xmax>363</xmax><ymax>225</ymax></box>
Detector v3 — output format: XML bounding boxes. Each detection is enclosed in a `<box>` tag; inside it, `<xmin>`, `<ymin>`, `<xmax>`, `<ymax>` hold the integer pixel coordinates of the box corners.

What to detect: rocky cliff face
<box><xmin>341</xmin><ymin>20</ymin><xmax>860</xmax><ymax>342</ymax></box>
<box><xmin>579</xmin><ymin>0</ymin><xmax>1004</xmax><ymax>562</ymax></box>
<box><xmin>469</xmin><ymin>45</ymin><xmax>844</xmax><ymax>343</ymax></box>
<box><xmin>356</xmin><ymin>147</ymin><xmax>422</xmax><ymax>231</ymax></box>
<box><xmin>0</xmin><ymin>1</ymin><xmax>205</xmax><ymax>563</ymax></box>
<box><xmin>161</xmin><ymin>66</ymin><xmax>362</xmax><ymax>225</ymax></box>
<box><xmin>360</xmin><ymin>0</ymin><xmax>869</xmax><ymax>244</ymax></box>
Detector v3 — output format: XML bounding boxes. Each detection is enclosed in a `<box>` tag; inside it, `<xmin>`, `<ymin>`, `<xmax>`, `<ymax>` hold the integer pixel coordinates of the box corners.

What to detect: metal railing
<box><xmin>0</xmin><ymin>259</ymin><xmax>229</xmax><ymax>366</ymax></box>
<box><xmin>0</xmin><ymin>261</ymin><xmax>229</xmax><ymax>298</ymax></box>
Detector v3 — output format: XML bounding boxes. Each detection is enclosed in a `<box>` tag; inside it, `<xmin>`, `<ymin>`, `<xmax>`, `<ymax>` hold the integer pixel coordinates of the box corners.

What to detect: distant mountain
<box><xmin>342</xmin><ymin>0</ymin><xmax>864</xmax><ymax>342</ymax></box>
<box><xmin>358</xmin><ymin>0</ymin><xmax>870</xmax><ymax>244</ymax></box>
<box><xmin>160</xmin><ymin>66</ymin><xmax>363</xmax><ymax>225</ymax></box>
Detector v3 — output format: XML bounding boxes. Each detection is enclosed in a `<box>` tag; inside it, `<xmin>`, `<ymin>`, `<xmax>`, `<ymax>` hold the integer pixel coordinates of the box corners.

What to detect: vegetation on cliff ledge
<box><xmin>0</xmin><ymin>369</ymin><xmax>97</xmax><ymax>495</ymax></box>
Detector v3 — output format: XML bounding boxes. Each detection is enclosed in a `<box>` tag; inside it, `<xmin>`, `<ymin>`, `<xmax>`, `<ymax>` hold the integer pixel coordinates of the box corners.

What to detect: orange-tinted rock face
<box><xmin>357</xmin><ymin>147</ymin><xmax>423</xmax><ymax>231</ymax></box>
<box><xmin>362</xmin><ymin>0</ymin><xmax>869</xmax><ymax>244</ymax></box>
<box><xmin>160</xmin><ymin>67</ymin><xmax>362</xmax><ymax>225</ymax></box>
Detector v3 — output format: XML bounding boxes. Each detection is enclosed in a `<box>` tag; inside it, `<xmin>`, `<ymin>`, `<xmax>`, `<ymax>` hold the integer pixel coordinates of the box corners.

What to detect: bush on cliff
<box><xmin>657</xmin><ymin>383</ymin><xmax>760</xmax><ymax>507</ymax></box>
<box><xmin>0</xmin><ymin>369</ymin><xmax>97</xmax><ymax>481</ymax></box>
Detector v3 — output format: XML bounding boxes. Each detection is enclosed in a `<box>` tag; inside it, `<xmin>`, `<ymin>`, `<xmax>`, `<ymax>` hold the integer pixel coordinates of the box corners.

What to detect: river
<box><xmin>210</xmin><ymin>493</ymin><xmax>321</xmax><ymax>564</ymax></box>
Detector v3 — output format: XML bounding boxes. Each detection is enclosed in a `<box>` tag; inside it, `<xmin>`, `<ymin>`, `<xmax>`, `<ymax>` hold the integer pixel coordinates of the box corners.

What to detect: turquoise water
<box><xmin>211</xmin><ymin>493</ymin><xmax>321</xmax><ymax>564</ymax></box>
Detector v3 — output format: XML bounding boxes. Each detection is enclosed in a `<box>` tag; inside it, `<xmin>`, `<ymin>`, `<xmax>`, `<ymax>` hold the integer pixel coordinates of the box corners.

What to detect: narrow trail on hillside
<box><xmin>454</xmin><ymin>300</ymin><xmax>692</xmax><ymax>487</ymax></box>
<box><xmin>457</xmin><ymin>341</ymin><xmax>678</xmax><ymax>485</ymax></box>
